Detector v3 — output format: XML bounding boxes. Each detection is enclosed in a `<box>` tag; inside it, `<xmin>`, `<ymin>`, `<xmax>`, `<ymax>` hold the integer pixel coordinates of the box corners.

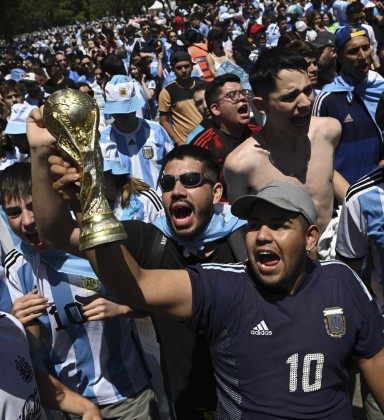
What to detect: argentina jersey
<box><xmin>4</xmin><ymin>244</ymin><xmax>149</xmax><ymax>405</ymax></box>
<box><xmin>186</xmin><ymin>260</ymin><xmax>384</xmax><ymax>419</ymax></box>
<box><xmin>337</xmin><ymin>166</ymin><xmax>384</xmax><ymax>312</ymax></box>
<box><xmin>99</xmin><ymin>118</ymin><xmax>174</xmax><ymax>191</ymax></box>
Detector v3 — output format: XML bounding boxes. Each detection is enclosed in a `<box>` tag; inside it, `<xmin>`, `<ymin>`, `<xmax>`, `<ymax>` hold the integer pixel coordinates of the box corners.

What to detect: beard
<box><xmin>165</xmin><ymin>197</ymin><xmax>213</xmax><ymax>240</ymax></box>
<box><xmin>249</xmin><ymin>247</ymin><xmax>308</xmax><ymax>294</ymax></box>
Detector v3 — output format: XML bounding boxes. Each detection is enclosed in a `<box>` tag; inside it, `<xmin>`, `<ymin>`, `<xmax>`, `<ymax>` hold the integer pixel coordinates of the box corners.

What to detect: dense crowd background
<box><xmin>1</xmin><ymin>0</ymin><xmax>384</xmax><ymax>419</ymax></box>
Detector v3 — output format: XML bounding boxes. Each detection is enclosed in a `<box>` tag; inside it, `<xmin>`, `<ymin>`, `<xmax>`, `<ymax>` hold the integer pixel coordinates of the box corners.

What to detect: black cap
<box><xmin>232</xmin><ymin>35</ymin><xmax>255</xmax><ymax>51</ymax></box>
<box><xmin>311</xmin><ymin>31</ymin><xmax>335</xmax><ymax>49</ymax></box>
<box><xmin>170</xmin><ymin>51</ymin><xmax>193</xmax><ymax>67</ymax></box>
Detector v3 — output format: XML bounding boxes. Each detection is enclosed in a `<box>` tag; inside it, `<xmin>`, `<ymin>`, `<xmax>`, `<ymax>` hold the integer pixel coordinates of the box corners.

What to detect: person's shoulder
<box><xmin>310</xmin><ymin>115</ymin><xmax>341</xmax><ymax>138</ymax></box>
<box><xmin>225</xmin><ymin>134</ymin><xmax>261</xmax><ymax>167</ymax></box>
<box><xmin>345</xmin><ymin>165</ymin><xmax>384</xmax><ymax>204</ymax></box>
<box><xmin>316</xmin><ymin>259</ymin><xmax>373</xmax><ymax>298</ymax></box>
<box><xmin>4</xmin><ymin>247</ymin><xmax>24</xmax><ymax>271</ymax></box>
<box><xmin>315</xmin><ymin>259</ymin><xmax>362</xmax><ymax>284</ymax></box>
<box><xmin>192</xmin><ymin>261</ymin><xmax>247</xmax><ymax>279</ymax></box>
<box><xmin>138</xmin><ymin>189</ymin><xmax>163</xmax><ymax>212</ymax></box>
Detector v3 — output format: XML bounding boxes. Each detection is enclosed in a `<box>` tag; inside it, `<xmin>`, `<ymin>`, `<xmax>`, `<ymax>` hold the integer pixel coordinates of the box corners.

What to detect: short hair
<box><xmin>184</xmin><ymin>29</ymin><xmax>203</xmax><ymax>45</ymax></box>
<box><xmin>205</xmin><ymin>73</ymin><xmax>241</xmax><ymax>110</ymax></box>
<box><xmin>286</xmin><ymin>40</ymin><xmax>316</xmax><ymax>59</ymax></box>
<box><xmin>0</xmin><ymin>162</ymin><xmax>31</xmax><ymax>208</ymax></box>
<box><xmin>346</xmin><ymin>1</ymin><xmax>364</xmax><ymax>16</ymax></box>
<box><xmin>140</xmin><ymin>20</ymin><xmax>151</xmax><ymax>28</ymax></box>
<box><xmin>0</xmin><ymin>80</ymin><xmax>23</xmax><ymax>99</ymax></box>
<box><xmin>249</xmin><ymin>47</ymin><xmax>308</xmax><ymax>97</ymax></box>
<box><xmin>100</xmin><ymin>54</ymin><xmax>127</xmax><ymax>75</ymax></box>
<box><xmin>194</xmin><ymin>80</ymin><xmax>208</xmax><ymax>94</ymax></box>
<box><xmin>160</xmin><ymin>145</ymin><xmax>220</xmax><ymax>182</ymax></box>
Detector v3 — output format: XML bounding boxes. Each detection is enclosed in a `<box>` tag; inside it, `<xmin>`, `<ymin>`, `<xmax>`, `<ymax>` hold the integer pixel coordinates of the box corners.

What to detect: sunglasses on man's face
<box><xmin>159</xmin><ymin>172</ymin><xmax>214</xmax><ymax>192</ymax></box>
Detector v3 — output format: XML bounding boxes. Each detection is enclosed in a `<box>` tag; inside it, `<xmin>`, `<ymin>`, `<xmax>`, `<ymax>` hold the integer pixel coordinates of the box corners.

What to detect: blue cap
<box><xmin>335</xmin><ymin>24</ymin><xmax>369</xmax><ymax>53</ymax></box>
<box><xmin>104</xmin><ymin>75</ymin><xmax>145</xmax><ymax>115</ymax></box>
<box><xmin>10</xmin><ymin>68</ymin><xmax>26</xmax><ymax>82</ymax></box>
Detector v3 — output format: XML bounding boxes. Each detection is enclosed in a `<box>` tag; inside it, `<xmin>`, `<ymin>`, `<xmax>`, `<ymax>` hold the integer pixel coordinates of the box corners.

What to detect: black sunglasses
<box><xmin>159</xmin><ymin>172</ymin><xmax>214</xmax><ymax>192</ymax></box>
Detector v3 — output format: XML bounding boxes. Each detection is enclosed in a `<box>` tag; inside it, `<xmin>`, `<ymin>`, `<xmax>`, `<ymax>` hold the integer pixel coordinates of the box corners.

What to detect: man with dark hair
<box><xmin>43</xmin><ymin>56</ymin><xmax>76</xmax><ymax>95</ymax></box>
<box><xmin>224</xmin><ymin>47</ymin><xmax>341</xmax><ymax>235</ymax></box>
<box><xmin>217</xmin><ymin>35</ymin><xmax>255</xmax><ymax>90</ymax></box>
<box><xmin>27</xmin><ymin>115</ymin><xmax>248</xmax><ymax>419</ymax></box>
<box><xmin>132</xmin><ymin>21</ymin><xmax>157</xmax><ymax>60</ymax></box>
<box><xmin>30</xmin><ymin>139</ymin><xmax>384</xmax><ymax>419</ymax></box>
<box><xmin>346</xmin><ymin>1</ymin><xmax>377</xmax><ymax>53</ymax></box>
<box><xmin>158</xmin><ymin>51</ymin><xmax>202</xmax><ymax>145</ymax></box>
<box><xmin>286</xmin><ymin>40</ymin><xmax>319</xmax><ymax>89</ymax></box>
<box><xmin>186</xmin><ymin>81</ymin><xmax>212</xmax><ymax>143</ymax></box>
<box><xmin>189</xmin><ymin>74</ymin><xmax>260</xmax><ymax>200</ymax></box>
<box><xmin>190</xmin><ymin>13</ymin><xmax>210</xmax><ymax>39</ymax></box>
<box><xmin>313</xmin><ymin>24</ymin><xmax>384</xmax><ymax>191</ymax></box>
<box><xmin>311</xmin><ymin>32</ymin><xmax>337</xmax><ymax>89</ymax></box>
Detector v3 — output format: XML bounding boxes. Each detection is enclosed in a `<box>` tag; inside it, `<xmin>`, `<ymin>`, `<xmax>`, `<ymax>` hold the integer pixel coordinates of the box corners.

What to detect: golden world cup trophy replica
<box><xmin>43</xmin><ymin>89</ymin><xmax>127</xmax><ymax>250</ymax></box>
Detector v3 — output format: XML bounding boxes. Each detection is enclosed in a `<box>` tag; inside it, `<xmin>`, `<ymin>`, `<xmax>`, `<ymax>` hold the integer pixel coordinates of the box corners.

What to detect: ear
<box><xmin>305</xmin><ymin>224</ymin><xmax>320</xmax><ymax>253</ymax></box>
<box><xmin>212</xmin><ymin>182</ymin><xmax>223</xmax><ymax>204</ymax></box>
<box><xmin>252</xmin><ymin>96</ymin><xmax>267</xmax><ymax>115</ymax></box>
<box><xmin>210</xmin><ymin>102</ymin><xmax>221</xmax><ymax>117</ymax></box>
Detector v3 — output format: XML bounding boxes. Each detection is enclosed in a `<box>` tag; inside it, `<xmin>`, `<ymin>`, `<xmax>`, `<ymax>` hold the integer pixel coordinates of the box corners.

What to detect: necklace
<box><xmin>175</xmin><ymin>79</ymin><xmax>195</xmax><ymax>90</ymax></box>
<box><xmin>257</xmin><ymin>133</ymin><xmax>311</xmax><ymax>179</ymax></box>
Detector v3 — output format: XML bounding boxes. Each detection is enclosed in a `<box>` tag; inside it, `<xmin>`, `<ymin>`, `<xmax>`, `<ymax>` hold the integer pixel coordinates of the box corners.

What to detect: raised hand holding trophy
<box><xmin>43</xmin><ymin>88</ymin><xmax>127</xmax><ymax>250</ymax></box>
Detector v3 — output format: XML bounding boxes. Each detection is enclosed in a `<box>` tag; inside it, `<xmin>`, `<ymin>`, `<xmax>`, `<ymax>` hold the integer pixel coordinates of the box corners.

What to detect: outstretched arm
<box><xmin>84</xmin><ymin>240</ymin><xmax>192</xmax><ymax>319</ymax></box>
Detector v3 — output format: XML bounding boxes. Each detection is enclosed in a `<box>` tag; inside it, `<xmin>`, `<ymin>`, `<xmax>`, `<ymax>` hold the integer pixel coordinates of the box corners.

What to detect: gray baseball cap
<box><xmin>231</xmin><ymin>180</ymin><xmax>317</xmax><ymax>225</ymax></box>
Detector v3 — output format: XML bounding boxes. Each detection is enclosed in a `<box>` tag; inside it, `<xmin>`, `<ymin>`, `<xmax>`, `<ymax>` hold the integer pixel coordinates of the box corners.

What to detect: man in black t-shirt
<box><xmin>33</xmin><ymin>146</ymin><xmax>384</xmax><ymax>419</ymax></box>
<box><xmin>43</xmin><ymin>56</ymin><xmax>76</xmax><ymax>95</ymax></box>
<box><xmin>29</xmin><ymin>138</ymin><xmax>247</xmax><ymax>420</ymax></box>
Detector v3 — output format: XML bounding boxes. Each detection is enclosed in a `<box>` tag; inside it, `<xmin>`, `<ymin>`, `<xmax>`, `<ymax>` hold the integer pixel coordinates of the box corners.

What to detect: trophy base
<box><xmin>79</xmin><ymin>214</ymin><xmax>128</xmax><ymax>251</ymax></box>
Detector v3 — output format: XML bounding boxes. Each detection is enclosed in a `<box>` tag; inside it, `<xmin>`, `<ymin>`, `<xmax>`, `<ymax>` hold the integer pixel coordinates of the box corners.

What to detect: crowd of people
<box><xmin>1</xmin><ymin>0</ymin><xmax>384</xmax><ymax>418</ymax></box>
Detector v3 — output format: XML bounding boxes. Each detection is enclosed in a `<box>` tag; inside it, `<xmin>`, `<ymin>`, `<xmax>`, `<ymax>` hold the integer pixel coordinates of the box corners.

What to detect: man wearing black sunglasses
<box><xmin>28</xmin><ymin>124</ymin><xmax>248</xmax><ymax>420</ymax></box>
<box><xmin>34</xmin><ymin>138</ymin><xmax>384</xmax><ymax>419</ymax></box>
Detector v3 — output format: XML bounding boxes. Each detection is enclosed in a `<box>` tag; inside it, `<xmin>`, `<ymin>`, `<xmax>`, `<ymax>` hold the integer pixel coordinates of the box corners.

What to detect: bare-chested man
<box><xmin>224</xmin><ymin>47</ymin><xmax>344</xmax><ymax>233</ymax></box>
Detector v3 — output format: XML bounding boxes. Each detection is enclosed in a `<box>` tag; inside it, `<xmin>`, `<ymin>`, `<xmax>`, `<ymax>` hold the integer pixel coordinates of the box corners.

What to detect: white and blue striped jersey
<box><xmin>4</xmin><ymin>244</ymin><xmax>149</xmax><ymax>405</ymax></box>
<box><xmin>0</xmin><ymin>311</ymin><xmax>46</xmax><ymax>419</ymax></box>
<box><xmin>99</xmin><ymin>118</ymin><xmax>174</xmax><ymax>191</ymax></box>
<box><xmin>336</xmin><ymin>166</ymin><xmax>384</xmax><ymax>313</ymax></box>
<box><xmin>112</xmin><ymin>189</ymin><xmax>163</xmax><ymax>223</ymax></box>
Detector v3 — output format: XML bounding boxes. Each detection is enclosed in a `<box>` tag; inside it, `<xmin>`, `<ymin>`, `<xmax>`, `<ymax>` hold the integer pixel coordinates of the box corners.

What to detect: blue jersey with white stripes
<box><xmin>187</xmin><ymin>259</ymin><xmax>384</xmax><ymax>419</ymax></box>
<box><xmin>99</xmin><ymin>118</ymin><xmax>174</xmax><ymax>191</ymax></box>
<box><xmin>4</xmin><ymin>244</ymin><xmax>149</xmax><ymax>405</ymax></box>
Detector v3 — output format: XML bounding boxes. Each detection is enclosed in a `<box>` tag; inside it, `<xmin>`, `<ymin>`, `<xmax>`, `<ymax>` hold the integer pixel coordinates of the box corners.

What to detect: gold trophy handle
<box><xmin>43</xmin><ymin>89</ymin><xmax>127</xmax><ymax>250</ymax></box>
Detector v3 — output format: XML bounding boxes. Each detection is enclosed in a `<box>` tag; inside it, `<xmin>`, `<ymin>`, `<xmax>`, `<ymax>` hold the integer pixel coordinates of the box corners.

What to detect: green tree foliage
<box><xmin>0</xmin><ymin>0</ymin><xmax>173</xmax><ymax>39</ymax></box>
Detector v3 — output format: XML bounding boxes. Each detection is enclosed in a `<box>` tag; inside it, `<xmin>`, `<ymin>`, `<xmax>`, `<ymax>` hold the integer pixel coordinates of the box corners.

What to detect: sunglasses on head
<box><xmin>159</xmin><ymin>172</ymin><xmax>214</xmax><ymax>192</ymax></box>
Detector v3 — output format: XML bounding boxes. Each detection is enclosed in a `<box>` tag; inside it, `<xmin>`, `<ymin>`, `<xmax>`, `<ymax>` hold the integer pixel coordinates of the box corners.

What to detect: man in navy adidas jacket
<box><xmin>313</xmin><ymin>24</ymin><xmax>384</xmax><ymax>194</ymax></box>
<box><xmin>33</xmin><ymin>140</ymin><xmax>384</xmax><ymax>420</ymax></box>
